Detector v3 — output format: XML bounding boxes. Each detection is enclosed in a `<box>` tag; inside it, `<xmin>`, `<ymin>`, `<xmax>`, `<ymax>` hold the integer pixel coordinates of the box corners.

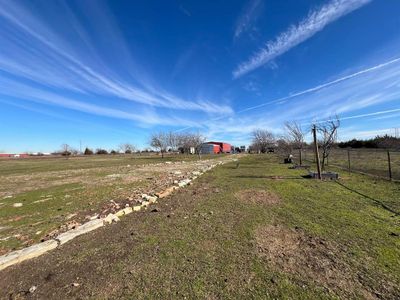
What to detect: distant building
<box><xmin>200</xmin><ymin>141</ymin><xmax>232</xmax><ymax>154</ymax></box>
<box><xmin>200</xmin><ymin>143</ymin><xmax>219</xmax><ymax>154</ymax></box>
<box><xmin>0</xmin><ymin>153</ymin><xmax>29</xmax><ymax>158</ymax></box>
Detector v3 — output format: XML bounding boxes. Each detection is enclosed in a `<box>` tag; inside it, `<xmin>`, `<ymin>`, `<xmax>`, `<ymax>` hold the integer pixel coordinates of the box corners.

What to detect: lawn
<box><xmin>302</xmin><ymin>148</ymin><xmax>400</xmax><ymax>181</ymax></box>
<box><xmin>0</xmin><ymin>154</ymin><xmax>224</xmax><ymax>254</ymax></box>
<box><xmin>0</xmin><ymin>154</ymin><xmax>399</xmax><ymax>299</ymax></box>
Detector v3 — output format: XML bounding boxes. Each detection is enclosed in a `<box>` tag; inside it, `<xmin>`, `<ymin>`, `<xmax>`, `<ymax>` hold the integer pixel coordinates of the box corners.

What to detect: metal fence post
<box><xmin>387</xmin><ymin>150</ymin><xmax>392</xmax><ymax>180</ymax></box>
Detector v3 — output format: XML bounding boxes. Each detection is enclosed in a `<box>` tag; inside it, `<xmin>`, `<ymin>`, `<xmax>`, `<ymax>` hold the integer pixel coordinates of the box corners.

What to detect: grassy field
<box><xmin>0</xmin><ymin>153</ymin><xmax>216</xmax><ymax>176</ymax></box>
<box><xmin>0</xmin><ymin>154</ymin><xmax>223</xmax><ymax>254</ymax></box>
<box><xmin>302</xmin><ymin>148</ymin><xmax>400</xmax><ymax>181</ymax></box>
<box><xmin>1</xmin><ymin>154</ymin><xmax>399</xmax><ymax>299</ymax></box>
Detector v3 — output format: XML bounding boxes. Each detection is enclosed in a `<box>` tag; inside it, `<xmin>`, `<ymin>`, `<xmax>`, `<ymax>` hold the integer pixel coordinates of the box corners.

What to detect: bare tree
<box><xmin>316</xmin><ymin>116</ymin><xmax>340</xmax><ymax>170</ymax></box>
<box><xmin>119</xmin><ymin>143</ymin><xmax>136</xmax><ymax>154</ymax></box>
<box><xmin>60</xmin><ymin>144</ymin><xmax>71</xmax><ymax>157</ymax></box>
<box><xmin>251</xmin><ymin>129</ymin><xmax>275</xmax><ymax>153</ymax></box>
<box><xmin>167</xmin><ymin>131</ymin><xmax>180</xmax><ymax>152</ymax></box>
<box><xmin>177</xmin><ymin>133</ymin><xmax>191</xmax><ymax>154</ymax></box>
<box><xmin>284</xmin><ymin>121</ymin><xmax>305</xmax><ymax>165</ymax></box>
<box><xmin>176</xmin><ymin>132</ymin><xmax>206</xmax><ymax>158</ymax></box>
<box><xmin>276</xmin><ymin>137</ymin><xmax>293</xmax><ymax>157</ymax></box>
<box><xmin>150</xmin><ymin>132</ymin><xmax>169</xmax><ymax>158</ymax></box>
<box><xmin>191</xmin><ymin>133</ymin><xmax>206</xmax><ymax>159</ymax></box>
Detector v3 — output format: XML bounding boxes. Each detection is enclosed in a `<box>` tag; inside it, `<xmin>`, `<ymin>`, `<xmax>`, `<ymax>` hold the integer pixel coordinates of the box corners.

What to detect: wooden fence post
<box><xmin>347</xmin><ymin>149</ymin><xmax>351</xmax><ymax>172</ymax></box>
<box><xmin>312</xmin><ymin>125</ymin><xmax>322</xmax><ymax>180</ymax></box>
<box><xmin>387</xmin><ymin>150</ymin><xmax>392</xmax><ymax>180</ymax></box>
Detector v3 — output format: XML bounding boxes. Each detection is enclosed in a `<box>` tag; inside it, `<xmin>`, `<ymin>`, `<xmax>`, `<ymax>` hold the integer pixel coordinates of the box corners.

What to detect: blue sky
<box><xmin>1</xmin><ymin>0</ymin><xmax>399</xmax><ymax>152</ymax></box>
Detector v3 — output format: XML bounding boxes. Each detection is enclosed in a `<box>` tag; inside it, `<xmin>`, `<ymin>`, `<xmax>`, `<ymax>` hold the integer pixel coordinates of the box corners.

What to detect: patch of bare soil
<box><xmin>235</xmin><ymin>189</ymin><xmax>281</xmax><ymax>206</ymax></box>
<box><xmin>255</xmin><ymin>225</ymin><xmax>400</xmax><ymax>299</ymax></box>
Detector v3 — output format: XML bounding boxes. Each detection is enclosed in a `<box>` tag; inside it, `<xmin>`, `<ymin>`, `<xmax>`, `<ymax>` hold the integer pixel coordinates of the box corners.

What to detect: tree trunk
<box><xmin>299</xmin><ymin>149</ymin><xmax>302</xmax><ymax>166</ymax></box>
<box><xmin>321</xmin><ymin>155</ymin><xmax>326</xmax><ymax>171</ymax></box>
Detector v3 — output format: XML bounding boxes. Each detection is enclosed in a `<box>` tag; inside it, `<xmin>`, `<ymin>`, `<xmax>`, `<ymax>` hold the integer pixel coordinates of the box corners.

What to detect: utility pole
<box><xmin>312</xmin><ymin>125</ymin><xmax>322</xmax><ymax>180</ymax></box>
<box><xmin>79</xmin><ymin>140</ymin><xmax>82</xmax><ymax>154</ymax></box>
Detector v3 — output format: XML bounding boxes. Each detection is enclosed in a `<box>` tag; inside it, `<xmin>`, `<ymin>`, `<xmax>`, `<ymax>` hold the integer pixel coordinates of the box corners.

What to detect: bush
<box><xmin>96</xmin><ymin>149</ymin><xmax>108</xmax><ymax>155</ymax></box>
<box><xmin>84</xmin><ymin>148</ymin><xmax>94</xmax><ymax>155</ymax></box>
<box><xmin>337</xmin><ymin>135</ymin><xmax>400</xmax><ymax>149</ymax></box>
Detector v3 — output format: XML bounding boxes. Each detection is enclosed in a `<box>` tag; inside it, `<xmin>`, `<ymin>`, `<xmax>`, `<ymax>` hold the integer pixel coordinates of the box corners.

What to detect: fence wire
<box><xmin>302</xmin><ymin>148</ymin><xmax>400</xmax><ymax>181</ymax></box>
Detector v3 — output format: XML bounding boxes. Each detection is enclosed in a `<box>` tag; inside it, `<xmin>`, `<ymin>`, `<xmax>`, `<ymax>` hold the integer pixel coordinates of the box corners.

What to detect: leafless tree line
<box><xmin>58</xmin><ymin>130</ymin><xmax>207</xmax><ymax>159</ymax></box>
<box><xmin>249</xmin><ymin>129</ymin><xmax>275</xmax><ymax>153</ymax></box>
<box><xmin>58</xmin><ymin>142</ymin><xmax>137</xmax><ymax>156</ymax></box>
<box><xmin>150</xmin><ymin>131</ymin><xmax>205</xmax><ymax>158</ymax></box>
<box><xmin>250</xmin><ymin>115</ymin><xmax>340</xmax><ymax>170</ymax></box>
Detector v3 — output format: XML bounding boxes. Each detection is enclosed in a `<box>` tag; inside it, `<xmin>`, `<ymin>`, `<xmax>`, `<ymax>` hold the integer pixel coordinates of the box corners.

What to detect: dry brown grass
<box><xmin>235</xmin><ymin>189</ymin><xmax>281</xmax><ymax>206</ymax></box>
<box><xmin>255</xmin><ymin>225</ymin><xmax>377</xmax><ymax>299</ymax></box>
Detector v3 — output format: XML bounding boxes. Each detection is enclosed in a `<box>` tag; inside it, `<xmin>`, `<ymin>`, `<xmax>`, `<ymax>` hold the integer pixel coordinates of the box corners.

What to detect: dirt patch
<box><xmin>255</xmin><ymin>225</ymin><xmax>388</xmax><ymax>299</ymax></box>
<box><xmin>235</xmin><ymin>189</ymin><xmax>281</xmax><ymax>206</ymax></box>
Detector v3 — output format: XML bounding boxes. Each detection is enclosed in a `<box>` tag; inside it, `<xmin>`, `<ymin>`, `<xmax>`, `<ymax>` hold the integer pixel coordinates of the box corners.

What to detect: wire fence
<box><xmin>301</xmin><ymin>148</ymin><xmax>400</xmax><ymax>181</ymax></box>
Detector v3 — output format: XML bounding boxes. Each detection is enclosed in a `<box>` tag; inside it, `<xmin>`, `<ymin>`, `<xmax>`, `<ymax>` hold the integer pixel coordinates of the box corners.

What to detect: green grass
<box><xmin>0</xmin><ymin>153</ymin><xmax>221</xmax><ymax>176</ymax></box>
<box><xmin>0</xmin><ymin>180</ymin><xmax>147</xmax><ymax>251</ymax></box>
<box><xmin>103</xmin><ymin>154</ymin><xmax>400</xmax><ymax>298</ymax></box>
<box><xmin>0</xmin><ymin>154</ymin><xmax>222</xmax><ymax>253</ymax></box>
<box><xmin>1</xmin><ymin>154</ymin><xmax>399</xmax><ymax>299</ymax></box>
<box><xmin>302</xmin><ymin>148</ymin><xmax>400</xmax><ymax>181</ymax></box>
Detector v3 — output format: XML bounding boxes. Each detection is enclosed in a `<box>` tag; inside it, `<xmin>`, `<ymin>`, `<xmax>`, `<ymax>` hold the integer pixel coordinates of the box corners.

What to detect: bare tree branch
<box><xmin>149</xmin><ymin>132</ymin><xmax>169</xmax><ymax>158</ymax></box>
<box><xmin>316</xmin><ymin>115</ymin><xmax>340</xmax><ymax>170</ymax></box>
<box><xmin>250</xmin><ymin>129</ymin><xmax>275</xmax><ymax>153</ymax></box>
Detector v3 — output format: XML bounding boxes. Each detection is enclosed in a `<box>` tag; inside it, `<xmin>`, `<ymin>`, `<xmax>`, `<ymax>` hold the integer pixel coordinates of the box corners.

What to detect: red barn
<box><xmin>206</xmin><ymin>142</ymin><xmax>232</xmax><ymax>154</ymax></box>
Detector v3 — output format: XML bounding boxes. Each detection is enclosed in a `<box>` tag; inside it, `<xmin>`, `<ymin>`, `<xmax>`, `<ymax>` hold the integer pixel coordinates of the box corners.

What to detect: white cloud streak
<box><xmin>0</xmin><ymin>0</ymin><xmax>232</xmax><ymax>115</ymax></box>
<box><xmin>0</xmin><ymin>78</ymin><xmax>198</xmax><ymax>127</ymax></box>
<box><xmin>340</xmin><ymin>127</ymin><xmax>399</xmax><ymax>140</ymax></box>
<box><xmin>178</xmin><ymin>56</ymin><xmax>400</xmax><ymax>140</ymax></box>
<box><xmin>234</xmin><ymin>0</ymin><xmax>262</xmax><ymax>39</ymax></box>
<box><xmin>233</xmin><ymin>0</ymin><xmax>371</xmax><ymax>78</ymax></box>
<box><xmin>237</xmin><ymin>57</ymin><xmax>400</xmax><ymax>114</ymax></box>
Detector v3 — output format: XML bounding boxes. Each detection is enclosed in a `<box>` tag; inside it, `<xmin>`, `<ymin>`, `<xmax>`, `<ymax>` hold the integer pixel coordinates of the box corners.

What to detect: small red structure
<box><xmin>206</xmin><ymin>142</ymin><xmax>232</xmax><ymax>154</ymax></box>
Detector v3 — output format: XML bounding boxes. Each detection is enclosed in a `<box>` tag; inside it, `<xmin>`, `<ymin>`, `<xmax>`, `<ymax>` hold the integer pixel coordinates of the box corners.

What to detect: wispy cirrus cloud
<box><xmin>236</xmin><ymin>57</ymin><xmax>400</xmax><ymax>114</ymax></box>
<box><xmin>0</xmin><ymin>77</ymin><xmax>199</xmax><ymax>127</ymax></box>
<box><xmin>233</xmin><ymin>0</ymin><xmax>371</xmax><ymax>78</ymax></box>
<box><xmin>234</xmin><ymin>0</ymin><xmax>263</xmax><ymax>39</ymax></box>
<box><xmin>180</xmin><ymin>56</ymin><xmax>400</xmax><ymax>141</ymax></box>
<box><xmin>340</xmin><ymin>127</ymin><xmax>399</xmax><ymax>140</ymax></box>
<box><xmin>0</xmin><ymin>0</ymin><xmax>232</xmax><ymax>116</ymax></box>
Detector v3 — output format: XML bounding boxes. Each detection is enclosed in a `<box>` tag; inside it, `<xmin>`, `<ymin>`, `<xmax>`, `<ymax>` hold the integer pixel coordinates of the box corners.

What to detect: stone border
<box><xmin>0</xmin><ymin>158</ymin><xmax>237</xmax><ymax>272</ymax></box>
